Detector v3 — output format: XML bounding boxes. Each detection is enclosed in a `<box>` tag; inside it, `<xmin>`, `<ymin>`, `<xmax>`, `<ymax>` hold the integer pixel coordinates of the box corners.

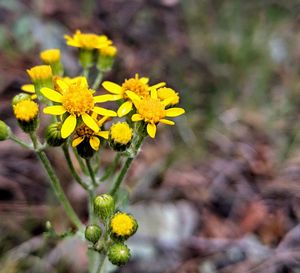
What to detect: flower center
<box><xmin>80</xmin><ymin>34</ymin><xmax>101</xmax><ymax>48</ymax></box>
<box><xmin>122</xmin><ymin>78</ymin><xmax>149</xmax><ymax>98</ymax></box>
<box><xmin>110</xmin><ymin>122</ymin><xmax>132</xmax><ymax>145</ymax></box>
<box><xmin>76</xmin><ymin>124</ymin><xmax>96</xmax><ymax>138</ymax></box>
<box><xmin>137</xmin><ymin>98</ymin><xmax>165</xmax><ymax>123</ymax></box>
<box><xmin>111</xmin><ymin>213</ymin><xmax>134</xmax><ymax>236</ymax></box>
<box><xmin>13</xmin><ymin>100</ymin><xmax>39</xmax><ymax>121</ymax></box>
<box><xmin>62</xmin><ymin>85</ymin><xmax>94</xmax><ymax>116</ymax></box>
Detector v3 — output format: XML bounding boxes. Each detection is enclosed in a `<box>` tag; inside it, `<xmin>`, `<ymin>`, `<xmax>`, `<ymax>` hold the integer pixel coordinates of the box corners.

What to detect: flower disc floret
<box><xmin>110</xmin><ymin>212</ymin><xmax>136</xmax><ymax>238</ymax></box>
<box><xmin>62</xmin><ymin>86</ymin><xmax>94</xmax><ymax>116</ymax></box>
<box><xmin>137</xmin><ymin>98</ymin><xmax>166</xmax><ymax>124</ymax></box>
<box><xmin>121</xmin><ymin>77</ymin><xmax>149</xmax><ymax>98</ymax></box>
<box><xmin>13</xmin><ymin>100</ymin><xmax>38</xmax><ymax>121</ymax></box>
<box><xmin>110</xmin><ymin>122</ymin><xmax>133</xmax><ymax>145</ymax></box>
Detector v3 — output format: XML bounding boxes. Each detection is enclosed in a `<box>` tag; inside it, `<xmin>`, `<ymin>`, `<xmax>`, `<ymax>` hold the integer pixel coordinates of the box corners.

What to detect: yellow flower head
<box><xmin>40</xmin><ymin>49</ymin><xmax>61</xmax><ymax>64</ymax></box>
<box><xmin>110</xmin><ymin>212</ymin><xmax>137</xmax><ymax>238</ymax></box>
<box><xmin>27</xmin><ymin>65</ymin><xmax>52</xmax><ymax>82</ymax></box>
<box><xmin>129</xmin><ymin>89</ymin><xmax>185</xmax><ymax>138</ymax></box>
<box><xmin>64</xmin><ymin>30</ymin><xmax>112</xmax><ymax>50</ymax></box>
<box><xmin>99</xmin><ymin>45</ymin><xmax>118</xmax><ymax>57</ymax></box>
<box><xmin>72</xmin><ymin>116</ymin><xmax>109</xmax><ymax>151</ymax></box>
<box><xmin>13</xmin><ymin>100</ymin><xmax>39</xmax><ymax>122</ymax></box>
<box><xmin>157</xmin><ymin>87</ymin><xmax>180</xmax><ymax>106</ymax></box>
<box><xmin>102</xmin><ymin>74</ymin><xmax>165</xmax><ymax>117</ymax></box>
<box><xmin>41</xmin><ymin>77</ymin><xmax>117</xmax><ymax>138</ymax></box>
<box><xmin>109</xmin><ymin>122</ymin><xmax>133</xmax><ymax>145</ymax></box>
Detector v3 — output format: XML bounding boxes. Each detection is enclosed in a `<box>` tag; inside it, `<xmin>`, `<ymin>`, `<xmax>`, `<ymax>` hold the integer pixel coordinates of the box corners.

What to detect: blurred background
<box><xmin>1</xmin><ymin>0</ymin><xmax>300</xmax><ymax>272</ymax></box>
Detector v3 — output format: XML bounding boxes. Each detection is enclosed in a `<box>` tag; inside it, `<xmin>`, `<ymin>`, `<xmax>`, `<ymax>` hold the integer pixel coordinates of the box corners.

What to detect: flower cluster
<box><xmin>1</xmin><ymin>29</ymin><xmax>186</xmax><ymax>268</ymax></box>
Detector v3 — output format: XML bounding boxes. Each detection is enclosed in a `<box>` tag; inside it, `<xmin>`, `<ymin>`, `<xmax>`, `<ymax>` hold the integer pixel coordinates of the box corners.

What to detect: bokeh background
<box><xmin>1</xmin><ymin>0</ymin><xmax>300</xmax><ymax>272</ymax></box>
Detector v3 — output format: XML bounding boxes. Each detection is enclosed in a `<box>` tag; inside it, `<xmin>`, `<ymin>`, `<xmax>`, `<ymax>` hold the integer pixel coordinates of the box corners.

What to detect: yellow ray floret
<box><xmin>41</xmin><ymin>77</ymin><xmax>116</xmax><ymax>139</ymax></box>
<box><xmin>40</xmin><ymin>49</ymin><xmax>61</xmax><ymax>64</ymax></box>
<box><xmin>64</xmin><ymin>30</ymin><xmax>112</xmax><ymax>50</ymax></box>
<box><xmin>157</xmin><ymin>87</ymin><xmax>179</xmax><ymax>106</ymax></box>
<box><xmin>21</xmin><ymin>84</ymin><xmax>37</xmax><ymax>99</ymax></box>
<box><xmin>129</xmin><ymin>89</ymin><xmax>185</xmax><ymax>138</ymax></box>
<box><xmin>102</xmin><ymin>74</ymin><xmax>165</xmax><ymax>117</ymax></box>
<box><xmin>13</xmin><ymin>100</ymin><xmax>39</xmax><ymax>122</ymax></box>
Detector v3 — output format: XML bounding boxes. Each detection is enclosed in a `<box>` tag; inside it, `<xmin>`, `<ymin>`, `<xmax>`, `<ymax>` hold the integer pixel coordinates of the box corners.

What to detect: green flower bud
<box><xmin>0</xmin><ymin>120</ymin><xmax>10</xmax><ymax>140</ymax></box>
<box><xmin>85</xmin><ymin>224</ymin><xmax>102</xmax><ymax>244</ymax></box>
<box><xmin>110</xmin><ymin>212</ymin><xmax>138</xmax><ymax>241</ymax></box>
<box><xmin>108</xmin><ymin>243</ymin><xmax>131</xmax><ymax>266</ymax></box>
<box><xmin>12</xmin><ymin>93</ymin><xmax>32</xmax><ymax>106</ymax></box>
<box><xmin>94</xmin><ymin>194</ymin><xmax>115</xmax><ymax>221</ymax></box>
<box><xmin>45</xmin><ymin>122</ymin><xmax>65</xmax><ymax>146</ymax></box>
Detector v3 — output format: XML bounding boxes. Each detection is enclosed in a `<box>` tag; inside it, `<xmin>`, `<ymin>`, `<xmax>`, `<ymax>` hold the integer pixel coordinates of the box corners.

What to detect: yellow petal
<box><xmin>72</xmin><ymin>136</ymin><xmax>84</xmax><ymax>147</ymax></box>
<box><xmin>149</xmin><ymin>82</ymin><xmax>166</xmax><ymax>90</ymax></box>
<box><xmin>125</xmin><ymin>91</ymin><xmax>141</xmax><ymax>102</ymax></box>
<box><xmin>98</xmin><ymin>116</ymin><xmax>110</xmax><ymax>126</ymax></box>
<box><xmin>97</xmin><ymin>131</ymin><xmax>109</xmax><ymax>139</ymax></box>
<box><xmin>117</xmin><ymin>101</ymin><xmax>133</xmax><ymax>117</ymax></box>
<box><xmin>93</xmin><ymin>107</ymin><xmax>117</xmax><ymax>117</ymax></box>
<box><xmin>82</xmin><ymin>113</ymin><xmax>99</xmax><ymax>132</ymax></box>
<box><xmin>94</xmin><ymin>94</ymin><xmax>122</xmax><ymax>103</ymax></box>
<box><xmin>43</xmin><ymin>105</ymin><xmax>66</xmax><ymax>115</ymax></box>
<box><xmin>41</xmin><ymin>87</ymin><xmax>63</xmax><ymax>102</ymax></box>
<box><xmin>160</xmin><ymin>119</ymin><xmax>175</xmax><ymax>125</ymax></box>
<box><xmin>165</xmin><ymin>107</ymin><xmax>185</xmax><ymax>117</ymax></box>
<box><xmin>150</xmin><ymin>89</ymin><xmax>158</xmax><ymax>99</ymax></box>
<box><xmin>61</xmin><ymin>115</ymin><xmax>77</xmax><ymax>138</ymax></box>
<box><xmin>89</xmin><ymin>137</ymin><xmax>100</xmax><ymax>150</ymax></box>
<box><xmin>140</xmin><ymin>77</ymin><xmax>149</xmax><ymax>84</ymax></box>
<box><xmin>162</xmin><ymin>97</ymin><xmax>175</xmax><ymax>106</ymax></box>
<box><xmin>102</xmin><ymin>81</ymin><xmax>122</xmax><ymax>94</ymax></box>
<box><xmin>56</xmin><ymin>79</ymin><xmax>69</xmax><ymax>93</ymax></box>
<box><xmin>132</xmin><ymin>114</ymin><xmax>143</xmax><ymax>121</ymax></box>
<box><xmin>147</xmin><ymin>123</ymin><xmax>157</xmax><ymax>138</ymax></box>
<box><xmin>21</xmin><ymin>84</ymin><xmax>35</xmax><ymax>93</ymax></box>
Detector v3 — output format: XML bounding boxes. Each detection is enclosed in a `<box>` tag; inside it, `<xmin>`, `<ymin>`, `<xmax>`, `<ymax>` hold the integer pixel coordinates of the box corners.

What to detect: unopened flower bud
<box><xmin>13</xmin><ymin>100</ymin><xmax>39</xmax><ymax>133</ymax></box>
<box><xmin>94</xmin><ymin>194</ymin><xmax>115</xmax><ymax>221</ymax></box>
<box><xmin>108</xmin><ymin>243</ymin><xmax>131</xmax><ymax>266</ymax></box>
<box><xmin>45</xmin><ymin>122</ymin><xmax>65</xmax><ymax>147</ymax></box>
<box><xmin>12</xmin><ymin>93</ymin><xmax>32</xmax><ymax>106</ymax></box>
<box><xmin>85</xmin><ymin>224</ymin><xmax>102</xmax><ymax>244</ymax></box>
<box><xmin>0</xmin><ymin>120</ymin><xmax>10</xmax><ymax>140</ymax></box>
<box><xmin>109</xmin><ymin>122</ymin><xmax>133</xmax><ymax>152</ymax></box>
<box><xmin>110</xmin><ymin>212</ymin><xmax>138</xmax><ymax>241</ymax></box>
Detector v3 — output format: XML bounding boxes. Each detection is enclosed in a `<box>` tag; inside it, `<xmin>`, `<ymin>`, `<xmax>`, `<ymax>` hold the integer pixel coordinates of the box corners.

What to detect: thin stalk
<box><xmin>96</xmin><ymin>255</ymin><xmax>107</xmax><ymax>273</ymax></box>
<box><xmin>100</xmin><ymin>153</ymin><xmax>121</xmax><ymax>182</ymax></box>
<box><xmin>73</xmin><ymin>147</ymin><xmax>88</xmax><ymax>175</ymax></box>
<box><xmin>30</xmin><ymin>133</ymin><xmax>83</xmax><ymax>230</ymax></box>
<box><xmin>86</xmin><ymin>159</ymin><xmax>97</xmax><ymax>188</ymax></box>
<box><xmin>109</xmin><ymin>136</ymin><xmax>145</xmax><ymax>196</ymax></box>
<box><xmin>92</xmin><ymin>71</ymin><xmax>103</xmax><ymax>90</ymax></box>
<box><xmin>62</xmin><ymin>144</ymin><xmax>88</xmax><ymax>190</ymax></box>
<box><xmin>83</xmin><ymin>68</ymin><xmax>89</xmax><ymax>79</ymax></box>
<box><xmin>9</xmin><ymin>134</ymin><xmax>31</xmax><ymax>149</ymax></box>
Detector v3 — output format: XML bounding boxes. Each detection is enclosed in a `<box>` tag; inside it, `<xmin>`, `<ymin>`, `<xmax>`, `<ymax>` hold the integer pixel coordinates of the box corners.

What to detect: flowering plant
<box><xmin>1</xmin><ymin>30</ymin><xmax>185</xmax><ymax>272</ymax></box>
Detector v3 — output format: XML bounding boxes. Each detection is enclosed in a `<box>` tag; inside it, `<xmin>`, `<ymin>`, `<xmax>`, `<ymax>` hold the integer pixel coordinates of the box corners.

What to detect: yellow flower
<box><xmin>72</xmin><ymin>116</ymin><xmax>109</xmax><ymax>151</ymax></box>
<box><xmin>102</xmin><ymin>74</ymin><xmax>165</xmax><ymax>117</ymax></box>
<box><xmin>27</xmin><ymin>65</ymin><xmax>52</xmax><ymax>82</ymax></box>
<box><xmin>110</xmin><ymin>212</ymin><xmax>137</xmax><ymax>238</ymax></box>
<box><xmin>13</xmin><ymin>100</ymin><xmax>39</xmax><ymax>122</ymax></box>
<box><xmin>41</xmin><ymin>77</ymin><xmax>117</xmax><ymax>138</ymax></box>
<box><xmin>109</xmin><ymin>122</ymin><xmax>133</xmax><ymax>145</ymax></box>
<box><xmin>99</xmin><ymin>45</ymin><xmax>118</xmax><ymax>57</ymax></box>
<box><xmin>157</xmin><ymin>87</ymin><xmax>179</xmax><ymax>106</ymax></box>
<box><xmin>64</xmin><ymin>30</ymin><xmax>112</xmax><ymax>50</ymax></box>
<box><xmin>128</xmin><ymin>89</ymin><xmax>185</xmax><ymax>138</ymax></box>
<box><xmin>40</xmin><ymin>49</ymin><xmax>61</xmax><ymax>64</ymax></box>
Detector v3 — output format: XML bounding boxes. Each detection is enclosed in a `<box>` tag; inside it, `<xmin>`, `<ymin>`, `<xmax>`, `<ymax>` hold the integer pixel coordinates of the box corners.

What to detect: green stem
<box><xmin>62</xmin><ymin>144</ymin><xmax>88</xmax><ymax>190</ymax></box>
<box><xmin>100</xmin><ymin>153</ymin><xmax>121</xmax><ymax>182</ymax></box>
<box><xmin>96</xmin><ymin>255</ymin><xmax>107</xmax><ymax>273</ymax></box>
<box><xmin>30</xmin><ymin>134</ymin><xmax>83</xmax><ymax>230</ymax></box>
<box><xmin>88</xmin><ymin>190</ymin><xmax>96</xmax><ymax>224</ymax></box>
<box><xmin>73</xmin><ymin>147</ymin><xmax>88</xmax><ymax>175</ymax></box>
<box><xmin>109</xmin><ymin>135</ymin><xmax>145</xmax><ymax>196</ymax></box>
<box><xmin>92</xmin><ymin>71</ymin><xmax>103</xmax><ymax>90</ymax></box>
<box><xmin>86</xmin><ymin>159</ymin><xmax>97</xmax><ymax>188</ymax></box>
<box><xmin>83</xmin><ymin>68</ymin><xmax>89</xmax><ymax>79</ymax></box>
<box><xmin>9</xmin><ymin>134</ymin><xmax>31</xmax><ymax>149</ymax></box>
